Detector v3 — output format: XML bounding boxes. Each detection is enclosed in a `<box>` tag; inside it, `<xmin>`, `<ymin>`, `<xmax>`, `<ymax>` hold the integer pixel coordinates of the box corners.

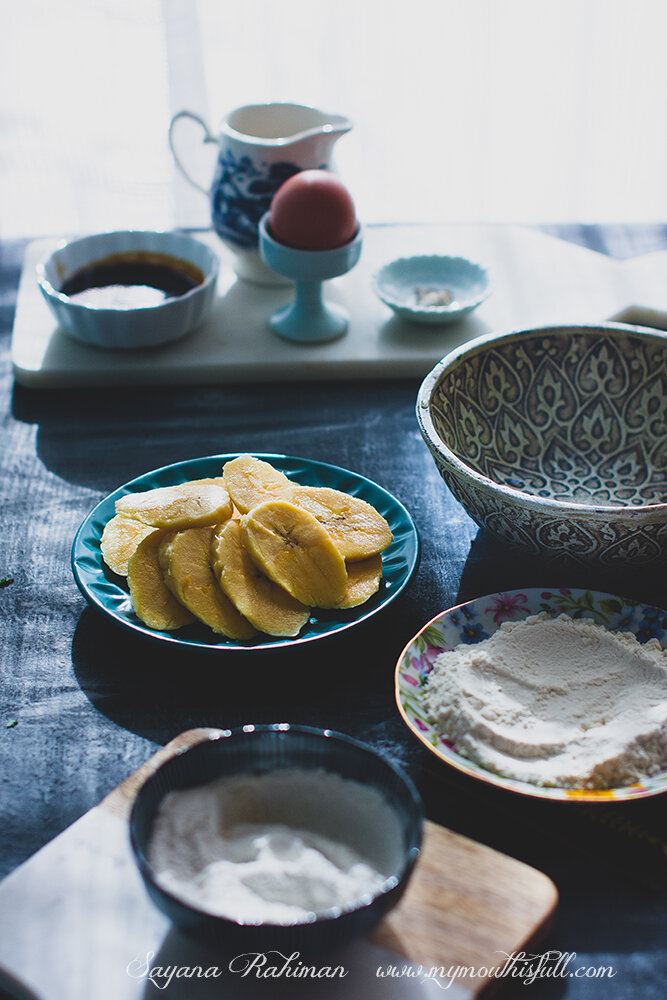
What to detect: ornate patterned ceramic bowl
<box><xmin>417</xmin><ymin>324</ymin><xmax>667</xmax><ymax>565</ymax></box>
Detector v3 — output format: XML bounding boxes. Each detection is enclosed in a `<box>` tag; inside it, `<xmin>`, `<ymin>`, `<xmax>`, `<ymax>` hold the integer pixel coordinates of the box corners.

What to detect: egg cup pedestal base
<box><xmin>270</xmin><ymin>281</ymin><xmax>349</xmax><ymax>343</ymax></box>
<box><xmin>259</xmin><ymin>214</ymin><xmax>363</xmax><ymax>345</ymax></box>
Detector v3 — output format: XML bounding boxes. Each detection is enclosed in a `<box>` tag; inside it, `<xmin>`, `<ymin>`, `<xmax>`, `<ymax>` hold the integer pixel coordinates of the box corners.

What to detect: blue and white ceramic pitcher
<box><xmin>169</xmin><ymin>103</ymin><xmax>352</xmax><ymax>283</ymax></box>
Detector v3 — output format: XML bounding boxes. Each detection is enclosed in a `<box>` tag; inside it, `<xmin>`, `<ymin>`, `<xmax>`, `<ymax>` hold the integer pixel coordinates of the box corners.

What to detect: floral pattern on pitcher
<box><xmin>210</xmin><ymin>152</ymin><xmax>304</xmax><ymax>248</ymax></box>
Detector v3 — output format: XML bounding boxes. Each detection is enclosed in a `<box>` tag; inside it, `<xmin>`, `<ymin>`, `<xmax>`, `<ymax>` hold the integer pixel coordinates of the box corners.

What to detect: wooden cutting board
<box><xmin>12</xmin><ymin>223</ymin><xmax>667</xmax><ymax>389</ymax></box>
<box><xmin>0</xmin><ymin>729</ymin><xmax>557</xmax><ymax>1000</ymax></box>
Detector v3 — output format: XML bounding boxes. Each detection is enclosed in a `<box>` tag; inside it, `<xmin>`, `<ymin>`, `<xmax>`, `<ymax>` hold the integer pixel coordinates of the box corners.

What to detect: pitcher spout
<box><xmin>314</xmin><ymin>112</ymin><xmax>353</xmax><ymax>139</ymax></box>
<box><xmin>289</xmin><ymin>110</ymin><xmax>353</xmax><ymax>166</ymax></box>
<box><xmin>292</xmin><ymin>111</ymin><xmax>353</xmax><ymax>151</ymax></box>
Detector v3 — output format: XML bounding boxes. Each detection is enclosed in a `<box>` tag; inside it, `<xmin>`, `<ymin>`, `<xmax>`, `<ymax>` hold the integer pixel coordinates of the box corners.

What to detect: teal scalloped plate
<box><xmin>72</xmin><ymin>454</ymin><xmax>420</xmax><ymax>653</ymax></box>
<box><xmin>396</xmin><ymin>587</ymin><xmax>667</xmax><ymax>802</ymax></box>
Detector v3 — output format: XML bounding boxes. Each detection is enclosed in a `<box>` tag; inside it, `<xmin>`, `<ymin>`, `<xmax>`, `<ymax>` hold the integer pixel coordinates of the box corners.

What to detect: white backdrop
<box><xmin>2</xmin><ymin>0</ymin><xmax>666</xmax><ymax>237</ymax></box>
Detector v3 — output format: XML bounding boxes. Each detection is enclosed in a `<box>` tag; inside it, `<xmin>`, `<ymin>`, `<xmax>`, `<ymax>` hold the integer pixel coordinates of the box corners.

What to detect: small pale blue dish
<box><xmin>374</xmin><ymin>254</ymin><xmax>490</xmax><ymax>325</ymax></box>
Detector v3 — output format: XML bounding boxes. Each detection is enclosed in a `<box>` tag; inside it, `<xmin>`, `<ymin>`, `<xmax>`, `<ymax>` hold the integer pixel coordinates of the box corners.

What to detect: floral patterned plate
<box><xmin>72</xmin><ymin>454</ymin><xmax>419</xmax><ymax>653</ymax></box>
<box><xmin>396</xmin><ymin>587</ymin><xmax>667</xmax><ymax>802</ymax></box>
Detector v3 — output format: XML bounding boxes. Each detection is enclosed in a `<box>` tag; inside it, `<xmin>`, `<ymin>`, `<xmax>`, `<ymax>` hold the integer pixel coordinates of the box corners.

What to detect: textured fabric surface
<box><xmin>1</xmin><ymin>227</ymin><xmax>667</xmax><ymax>998</ymax></box>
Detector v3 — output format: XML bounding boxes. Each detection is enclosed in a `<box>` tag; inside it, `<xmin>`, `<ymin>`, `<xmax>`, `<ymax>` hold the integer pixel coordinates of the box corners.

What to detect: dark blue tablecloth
<box><xmin>1</xmin><ymin>226</ymin><xmax>666</xmax><ymax>999</ymax></box>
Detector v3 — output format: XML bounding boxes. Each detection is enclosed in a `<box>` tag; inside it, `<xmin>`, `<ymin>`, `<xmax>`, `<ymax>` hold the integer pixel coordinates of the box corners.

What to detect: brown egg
<box><xmin>269</xmin><ymin>170</ymin><xmax>358</xmax><ymax>250</ymax></box>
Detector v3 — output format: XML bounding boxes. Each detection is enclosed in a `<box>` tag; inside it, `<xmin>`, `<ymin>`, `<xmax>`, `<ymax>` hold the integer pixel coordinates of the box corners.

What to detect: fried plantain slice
<box><xmin>100</xmin><ymin>513</ymin><xmax>156</xmax><ymax>576</ymax></box>
<box><xmin>115</xmin><ymin>479</ymin><xmax>232</xmax><ymax>529</ymax></box>
<box><xmin>127</xmin><ymin>530</ymin><xmax>195</xmax><ymax>631</ymax></box>
<box><xmin>334</xmin><ymin>554</ymin><xmax>383</xmax><ymax>609</ymax></box>
<box><xmin>158</xmin><ymin>526</ymin><xmax>255</xmax><ymax>639</ymax></box>
<box><xmin>212</xmin><ymin>520</ymin><xmax>310</xmax><ymax>637</ymax></box>
<box><xmin>241</xmin><ymin>500</ymin><xmax>347</xmax><ymax>608</ymax></box>
<box><xmin>288</xmin><ymin>485</ymin><xmax>393</xmax><ymax>561</ymax></box>
<box><xmin>221</xmin><ymin>455</ymin><xmax>292</xmax><ymax>514</ymax></box>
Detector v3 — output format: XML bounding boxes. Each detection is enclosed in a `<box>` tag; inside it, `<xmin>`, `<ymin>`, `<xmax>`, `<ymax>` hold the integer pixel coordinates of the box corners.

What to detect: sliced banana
<box><xmin>115</xmin><ymin>480</ymin><xmax>232</xmax><ymax>529</ymax></box>
<box><xmin>105</xmin><ymin>460</ymin><xmax>393</xmax><ymax>638</ymax></box>
<box><xmin>127</xmin><ymin>530</ymin><xmax>195</xmax><ymax>631</ymax></box>
<box><xmin>241</xmin><ymin>500</ymin><xmax>348</xmax><ymax>608</ymax></box>
<box><xmin>335</xmin><ymin>554</ymin><xmax>383</xmax><ymax>609</ymax></box>
<box><xmin>212</xmin><ymin>520</ymin><xmax>309</xmax><ymax>637</ymax></box>
<box><xmin>288</xmin><ymin>485</ymin><xmax>393</xmax><ymax>561</ymax></box>
<box><xmin>222</xmin><ymin>455</ymin><xmax>292</xmax><ymax>513</ymax></box>
<box><xmin>100</xmin><ymin>513</ymin><xmax>156</xmax><ymax>576</ymax></box>
<box><xmin>158</xmin><ymin>526</ymin><xmax>255</xmax><ymax>639</ymax></box>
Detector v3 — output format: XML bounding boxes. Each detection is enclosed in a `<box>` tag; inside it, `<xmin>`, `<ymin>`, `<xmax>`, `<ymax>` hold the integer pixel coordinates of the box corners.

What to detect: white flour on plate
<box><xmin>422</xmin><ymin>613</ymin><xmax>667</xmax><ymax>789</ymax></box>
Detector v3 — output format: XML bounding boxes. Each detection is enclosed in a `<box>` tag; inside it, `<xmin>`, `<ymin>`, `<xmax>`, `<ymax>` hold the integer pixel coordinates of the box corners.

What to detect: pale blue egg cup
<box><xmin>258</xmin><ymin>214</ymin><xmax>363</xmax><ymax>343</ymax></box>
<box><xmin>374</xmin><ymin>254</ymin><xmax>490</xmax><ymax>325</ymax></box>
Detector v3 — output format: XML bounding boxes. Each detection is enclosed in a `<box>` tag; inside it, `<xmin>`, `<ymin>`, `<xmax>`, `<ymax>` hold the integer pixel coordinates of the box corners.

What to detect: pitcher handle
<box><xmin>168</xmin><ymin>110</ymin><xmax>217</xmax><ymax>196</ymax></box>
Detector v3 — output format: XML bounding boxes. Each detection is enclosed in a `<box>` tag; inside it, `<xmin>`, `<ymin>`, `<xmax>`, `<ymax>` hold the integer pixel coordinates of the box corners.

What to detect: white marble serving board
<box><xmin>11</xmin><ymin>224</ymin><xmax>667</xmax><ymax>389</ymax></box>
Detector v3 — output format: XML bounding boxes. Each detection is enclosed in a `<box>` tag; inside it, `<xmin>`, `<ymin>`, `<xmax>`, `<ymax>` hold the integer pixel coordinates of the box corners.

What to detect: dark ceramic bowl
<box><xmin>130</xmin><ymin>724</ymin><xmax>422</xmax><ymax>955</ymax></box>
<box><xmin>417</xmin><ymin>323</ymin><xmax>667</xmax><ymax>565</ymax></box>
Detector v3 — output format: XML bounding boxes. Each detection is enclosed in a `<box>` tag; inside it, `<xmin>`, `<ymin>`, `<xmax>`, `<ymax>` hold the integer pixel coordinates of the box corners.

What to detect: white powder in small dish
<box><xmin>422</xmin><ymin>613</ymin><xmax>667</xmax><ymax>789</ymax></box>
<box><xmin>148</xmin><ymin>769</ymin><xmax>400</xmax><ymax>923</ymax></box>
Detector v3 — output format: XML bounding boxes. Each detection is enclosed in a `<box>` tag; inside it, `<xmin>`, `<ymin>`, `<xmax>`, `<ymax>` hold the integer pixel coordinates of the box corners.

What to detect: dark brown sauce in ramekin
<box><xmin>61</xmin><ymin>251</ymin><xmax>204</xmax><ymax>307</ymax></box>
